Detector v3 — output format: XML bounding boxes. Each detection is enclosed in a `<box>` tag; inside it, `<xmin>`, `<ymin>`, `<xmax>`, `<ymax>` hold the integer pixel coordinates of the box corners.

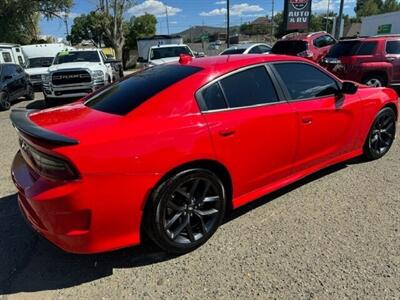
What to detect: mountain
<box><xmin>176</xmin><ymin>25</ymin><xmax>240</xmax><ymax>42</ymax></box>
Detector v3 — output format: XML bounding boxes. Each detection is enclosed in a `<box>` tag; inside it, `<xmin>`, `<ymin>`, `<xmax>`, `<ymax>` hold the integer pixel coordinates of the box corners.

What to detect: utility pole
<box><xmin>335</xmin><ymin>0</ymin><xmax>344</xmax><ymax>39</ymax></box>
<box><xmin>63</xmin><ymin>13</ymin><xmax>70</xmax><ymax>44</ymax></box>
<box><xmin>271</xmin><ymin>0</ymin><xmax>275</xmax><ymax>39</ymax></box>
<box><xmin>325</xmin><ymin>0</ymin><xmax>330</xmax><ymax>32</ymax></box>
<box><xmin>227</xmin><ymin>0</ymin><xmax>230</xmax><ymax>47</ymax></box>
<box><xmin>165</xmin><ymin>6</ymin><xmax>170</xmax><ymax>35</ymax></box>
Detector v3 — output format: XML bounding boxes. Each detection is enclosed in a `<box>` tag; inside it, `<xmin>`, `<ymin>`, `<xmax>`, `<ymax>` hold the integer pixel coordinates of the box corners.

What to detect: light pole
<box><xmin>227</xmin><ymin>0</ymin><xmax>230</xmax><ymax>48</ymax></box>
<box><xmin>325</xmin><ymin>0</ymin><xmax>330</xmax><ymax>32</ymax></box>
<box><xmin>271</xmin><ymin>0</ymin><xmax>275</xmax><ymax>39</ymax></box>
<box><xmin>335</xmin><ymin>0</ymin><xmax>344</xmax><ymax>39</ymax></box>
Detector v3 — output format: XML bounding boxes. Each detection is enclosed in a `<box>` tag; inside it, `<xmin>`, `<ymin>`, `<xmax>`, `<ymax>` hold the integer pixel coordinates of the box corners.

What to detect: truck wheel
<box><xmin>362</xmin><ymin>75</ymin><xmax>386</xmax><ymax>87</ymax></box>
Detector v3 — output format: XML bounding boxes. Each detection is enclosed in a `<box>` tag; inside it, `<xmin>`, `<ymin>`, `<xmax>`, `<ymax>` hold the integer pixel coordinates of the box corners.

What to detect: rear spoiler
<box><xmin>10</xmin><ymin>108</ymin><xmax>79</xmax><ymax>146</ymax></box>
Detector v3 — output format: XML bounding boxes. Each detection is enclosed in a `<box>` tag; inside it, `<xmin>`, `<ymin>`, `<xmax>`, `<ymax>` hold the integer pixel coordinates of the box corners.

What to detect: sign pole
<box><xmin>335</xmin><ymin>0</ymin><xmax>344</xmax><ymax>39</ymax></box>
<box><xmin>227</xmin><ymin>0</ymin><xmax>230</xmax><ymax>48</ymax></box>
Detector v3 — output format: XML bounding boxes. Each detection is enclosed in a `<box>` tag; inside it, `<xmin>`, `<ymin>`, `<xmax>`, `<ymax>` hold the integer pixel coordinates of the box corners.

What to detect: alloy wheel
<box><xmin>162</xmin><ymin>177</ymin><xmax>221</xmax><ymax>245</ymax></box>
<box><xmin>365</xmin><ymin>78</ymin><xmax>383</xmax><ymax>87</ymax></box>
<box><xmin>369</xmin><ymin>111</ymin><xmax>395</xmax><ymax>156</ymax></box>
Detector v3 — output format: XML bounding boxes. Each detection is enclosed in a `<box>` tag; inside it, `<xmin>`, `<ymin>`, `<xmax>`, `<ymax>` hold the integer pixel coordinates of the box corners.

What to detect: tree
<box><xmin>69</xmin><ymin>12</ymin><xmax>112</xmax><ymax>47</ymax></box>
<box><xmin>0</xmin><ymin>0</ymin><xmax>72</xmax><ymax>44</ymax></box>
<box><xmin>355</xmin><ymin>0</ymin><xmax>383</xmax><ymax>16</ymax></box>
<box><xmin>381</xmin><ymin>0</ymin><xmax>400</xmax><ymax>13</ymax></box>
<box><xmin>125</xmin><ymin>14</ymin><xmax>157</xmax><ymax>49</ymax></box>
<box><xmin>97</xmin><ymin>0</ymin><xmax>135</xmax><ymax>60</ymax></box>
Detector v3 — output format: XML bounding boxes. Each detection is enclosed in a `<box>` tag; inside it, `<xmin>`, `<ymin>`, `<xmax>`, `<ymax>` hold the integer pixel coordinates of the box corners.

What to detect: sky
<box><xmin>40</xmin><ymin>0</ymin><xmax>357</xmax><ymax>39</ymax></box>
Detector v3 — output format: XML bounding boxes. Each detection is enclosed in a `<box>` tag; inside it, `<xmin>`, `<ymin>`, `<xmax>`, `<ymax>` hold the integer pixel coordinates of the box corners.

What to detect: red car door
<box><xmin>199</xmin><ymin>65</ymin><xmax>298</xmax><ymax>201</ymax></box>
<box><xmin>272</xmin><ymin>62</ymin><xmax>362</xmax><ymax>173</ymax></box>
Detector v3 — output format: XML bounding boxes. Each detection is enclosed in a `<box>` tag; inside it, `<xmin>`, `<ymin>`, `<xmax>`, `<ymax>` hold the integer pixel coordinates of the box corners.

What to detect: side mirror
<box><xmin>137</xmin><ymin>57</ymin><xmax>147</xmax><ymax>63</ymax></box>
<box><xmin>341</xmin><ymin>81</ymin><xmax>358</xmax><ymax>95</ymax></box>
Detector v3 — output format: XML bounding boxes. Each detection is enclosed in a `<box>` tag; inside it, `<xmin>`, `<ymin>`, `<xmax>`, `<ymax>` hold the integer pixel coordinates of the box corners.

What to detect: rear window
<box><xmin>85</xmin><ymin>64</ymin><xmax>202</xmax><ymax>116</ymax></box>
<box><xmin>326</xmin><ymin>41</ymin><xmax>377</xmax><ymax>57</ymax></box>
<box><xmin>271</xmin><ymin>41</ymin><xmax>307</xmax><ymax>55</ymax></box>
<box><xmin>221</xmin><ymin>48</ymin><xmax>246</xmax><ymax>55</ymax></box>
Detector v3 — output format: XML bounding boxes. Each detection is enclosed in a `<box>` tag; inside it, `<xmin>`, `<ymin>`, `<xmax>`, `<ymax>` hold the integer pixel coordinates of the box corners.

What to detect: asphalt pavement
<box><xmin>0</xmin><ymin>92</ymin><xmax>399</xmax><ymax>299</ymax></box>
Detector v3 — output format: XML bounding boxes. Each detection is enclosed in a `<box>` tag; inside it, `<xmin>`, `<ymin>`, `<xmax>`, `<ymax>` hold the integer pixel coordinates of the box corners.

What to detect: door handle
<box><xmin>219</xmin><ymin>128</ymin><xmax>235</xmax><ymax>137</ymax></box>
<box><xmin>302</xmin><ymin>117</ymin><xmax>313</xmax><ymax>125</ymax></box>
<box><xmin>387</xmin><ymin>57</ymin><xmax>396</xmax><ymax>62</ymax></box>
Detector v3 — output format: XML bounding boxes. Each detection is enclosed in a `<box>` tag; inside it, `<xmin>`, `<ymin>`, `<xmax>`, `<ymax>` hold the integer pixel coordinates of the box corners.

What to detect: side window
<box><xmin>15</xmin><ymin>65</ymin><xmax>23</xmax><ymax>73</ymax></box>
<box><xmin>324</xmin><ymin>35</ymin><xmax>336</xmax><ymax>46</ymax></box>
<box><xmin>249</xmin><ymin>46</ymin><xmax>261</xmax><ymax>54</ymax></box>
<box><xmin>313</xmin><ymin>36</ymin><xmax>324</xmax><ymax>48</ymax></box>
<box><xmin>356</xmin><ymin>42</ymin><xmax>377</xmax><ymax>55</ymax></box>
<box><xmin>2</xmin><ymin>52</ymin><xmax>12</xmax><ymax>63</ymax></box>
<box><xmin>200</xmin><ymin>82</ymin><xmax>227</xmax><ymax>110</ymax></box>
<box><xmin>17</xmin><ymin>56</ymin><xmax>24</xmax><ymax>65</ymax></box>
<box><xmin>258</xmin><ymin>45</ymin><xmax>271</xmax><ymax>53</ymax></box>
<box><xmin>386</xmin><ymin>41</ymin><xmax>400</xmax><ymax>54</ymax></box>
<box><xmin>274</xmin><ymin>63</ymin><xmax>339</xmax><ymax>100</ymax></box>
<box><xmin>219</xmin><ymin>66</ymin><xmax>279</xmax><ymax>108</ymax></box>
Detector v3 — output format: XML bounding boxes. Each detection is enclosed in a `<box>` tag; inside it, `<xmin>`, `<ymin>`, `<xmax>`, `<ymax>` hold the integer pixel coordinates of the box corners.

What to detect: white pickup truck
<box><xmin>138</xmin><ymin>44</ymin><xmax>201</xmax><ymax>67</ymax></box>
<box><xmin>42</xmin><ymin>48</ymin><xmax>120</xmax><ymax>105</ymax></box>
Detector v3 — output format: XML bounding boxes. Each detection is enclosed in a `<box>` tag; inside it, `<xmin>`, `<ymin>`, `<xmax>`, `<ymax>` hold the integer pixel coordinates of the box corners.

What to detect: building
<box><xmin>360</xmin><ymin>11</ymin><xmax>400</xmax><ymax>36</ymax></box>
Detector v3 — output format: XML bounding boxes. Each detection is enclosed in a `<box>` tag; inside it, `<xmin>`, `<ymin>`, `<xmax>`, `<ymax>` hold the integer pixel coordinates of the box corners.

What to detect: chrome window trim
<box><xmin>195</xmin><ymin>62</ymin><xmax>285</xmax><ymax>113</ymax></box>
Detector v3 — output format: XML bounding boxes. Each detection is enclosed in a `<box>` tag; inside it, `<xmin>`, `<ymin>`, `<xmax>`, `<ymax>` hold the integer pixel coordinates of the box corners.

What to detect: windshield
<box><xmin>53</xmin><ymin>51</ymin><xmax>100</xmax><ymax>64</ymax></box>
<box><xmin>27</xmin><ymin>57</ymin><xmax>54</xmax><ymax>68</ymax></box>
<box><xmin>326</xmin><ymin>41</ymin><xmax>360</xmax><ymax>58</ymax></box>
<box><xmin>221</xmin><ymin>48</ymin><xmax>246</xmax><ymax>55</ymax></box>
<box><xmin>150</xmin><ymin>47</ymin><xmax>192</xmax><ymax>60</ymax></box>
<box><xmin>271</xmin><ymin>41</ymin><xmax>308</xmax><ymax>55</ymax></box>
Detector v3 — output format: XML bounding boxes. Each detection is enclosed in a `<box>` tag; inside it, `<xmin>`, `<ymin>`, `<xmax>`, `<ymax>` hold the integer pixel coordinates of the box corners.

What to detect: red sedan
<box><xmin>11</xmin><ymin>55</ymin><xmax>398</xmax><ymax>254</ymax></box>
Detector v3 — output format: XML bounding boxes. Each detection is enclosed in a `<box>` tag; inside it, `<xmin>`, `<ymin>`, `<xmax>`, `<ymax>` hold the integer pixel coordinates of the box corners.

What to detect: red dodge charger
<box><xmin>10</xmin><ymin>55</ymin><xmax>398</xmax><ymax>254</ymax></box>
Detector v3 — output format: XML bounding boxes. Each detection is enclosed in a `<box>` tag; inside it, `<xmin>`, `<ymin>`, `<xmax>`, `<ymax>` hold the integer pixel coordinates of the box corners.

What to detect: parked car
<box><xmin>41</xmin><ymin>49</ymin><xmax>117</xmax><ymax>106</ymax></box>
<box><xmin>0</xmin><ymin>63</ymin><xmax>34</xmax><ymax>110</ymax></box>
<box><xmin>11</xmin><ymin>55</ymin><xmax>398</xmax><ymax>254</ymax></box>
<box><xmin>322</xmin><ymin>35</ymin><xmax>400</xmax><ymax>87</ymax></box>
<box><xmin>138</xmin><ymin>44</ymin><xmax>196</xmax><ymax>67</ymax></box>
<box><xmin>271</xmin><ymin>31</ymin><xmax>336</xmax><ymax>63</ymax></box>
<box><xmin>220</xmin><ymin>43</ymin><xmax>271</xmax><ymax>55</ymax></box>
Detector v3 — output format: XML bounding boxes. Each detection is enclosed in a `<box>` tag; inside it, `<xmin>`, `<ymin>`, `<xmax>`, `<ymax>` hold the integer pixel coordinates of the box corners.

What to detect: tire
<box><xmin>44</xmin><ymin>94</ymin><xmax>56</xmax><ymax>108</ymax></box>
<box><xmin>0</xmin><ymin>91</ymin><xmax>11</xmax><ymax>111</ymax></box>
<box><xmin>362</xmin><ymin>75</ymin><xmax>387</xmax><ymax>87</ymax></box>
<box><xmin>363</xmin><ymin>107</ymin><xmax>396</xmax><ymax>160</ymax></box>
<box><xmin>144</xmin><ymin>168</ymin><xmax>226</xmax><ymax>254</ymax></box>
<box><xmin>25</xmin><ymin>84</ymin><xmax>34</xmax><ymax>100</ymax></box>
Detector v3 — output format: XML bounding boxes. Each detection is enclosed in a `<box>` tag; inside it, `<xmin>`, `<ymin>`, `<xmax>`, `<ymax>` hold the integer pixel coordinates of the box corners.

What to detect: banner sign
<box><xmin>284</xmin><ymin>0</ymin><xmax>312</xmax><ymax>31</ymax></box>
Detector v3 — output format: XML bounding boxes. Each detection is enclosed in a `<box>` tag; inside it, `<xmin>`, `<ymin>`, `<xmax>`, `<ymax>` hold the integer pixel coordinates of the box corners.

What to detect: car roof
<box><xmin>281</xmin><ymin>31</ymin><xmax>329</xmax><ymax>41</ymax></box>
<box><xmin>150</xmin><ymin>44</ymin><xmax>187</xmax><ymax>49</ymax></box>
<box><xmin>339</xmin><ymin>35</ymin><xmax>400</xmax><ymax>42</ymax></box>
<box><xmin>175</xmin><ymin>54</ymin><xmax>306</xmax><ymax>76</ymax></box>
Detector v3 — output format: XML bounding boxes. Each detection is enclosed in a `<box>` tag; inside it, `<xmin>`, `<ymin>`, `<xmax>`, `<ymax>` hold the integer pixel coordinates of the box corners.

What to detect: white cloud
<box><xmin>215</xmin><ymin>1</ymin><xmax>226</xmax><ymax>4</ymax></box>
<box><xmin>200</xmin><ymin>3</ymin><xmax>263</xmax><ymax>17</ymax></box>
<box><xmin>128</xmin><ymin>0</ymin><xmax>182</xmax><ymax>17</ymax></box>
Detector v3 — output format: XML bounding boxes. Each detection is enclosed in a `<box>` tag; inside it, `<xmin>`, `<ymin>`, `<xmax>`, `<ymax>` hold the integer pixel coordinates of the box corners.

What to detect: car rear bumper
<box><xmin>11</xmin><ymin>151</ymin><xmax>157</xmax><ymax>254</ymax></box>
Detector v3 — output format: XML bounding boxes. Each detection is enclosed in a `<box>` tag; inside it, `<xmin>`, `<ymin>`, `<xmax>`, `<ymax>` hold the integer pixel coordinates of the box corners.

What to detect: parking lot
<box><xmin>0</xmin><ymin>92</ymin><xmax>399</xmax><ymax>299</ymax></box>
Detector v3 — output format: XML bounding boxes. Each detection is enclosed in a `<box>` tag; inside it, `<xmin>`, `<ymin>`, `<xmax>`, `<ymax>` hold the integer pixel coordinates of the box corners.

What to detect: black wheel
<box><xmin>362</xmin><ymin>75</ymin><xmax>386</xmax><ymax>87</ymax></box>
<box><xmin>0</xmin><ymin>91</ymin><xmax>11</xmax><ymax>111</ymax></box>
<box><xmin>144</xmin><ymin>169</ymin><xmax>226</xmax><ymax>254</ymax></box>
<box><xmin>363</xmin><ymin>107</ymin><xmax>396</xmax><ymax>160</ymax></box>
<box><xmin>25</xmin><ymin>84</ymin><xmax>34</xmax><ymax>100</ymax></box>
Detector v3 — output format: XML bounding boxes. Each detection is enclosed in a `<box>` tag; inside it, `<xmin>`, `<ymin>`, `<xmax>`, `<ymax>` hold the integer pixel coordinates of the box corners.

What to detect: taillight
<box><xmin>297</xmin><ymin>50</ymin><xmax>314</xmax><ymax>58</ymax></box>
<box><xmin>19</xmin><ymin>139</ymin><xmax>79</xmax><ymax>180</ymax></box>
